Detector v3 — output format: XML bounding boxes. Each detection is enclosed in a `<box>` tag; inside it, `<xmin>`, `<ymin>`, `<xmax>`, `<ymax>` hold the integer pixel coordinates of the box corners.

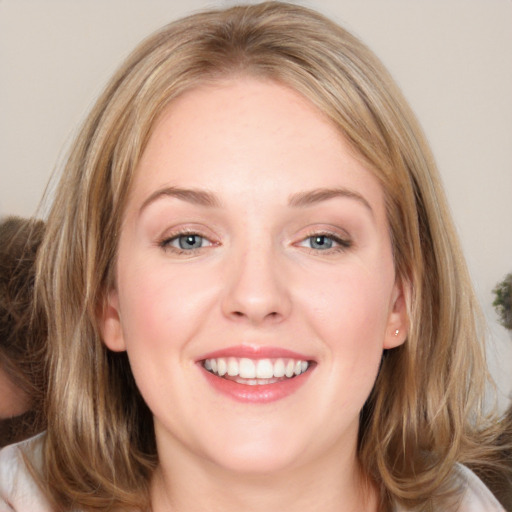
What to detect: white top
<box><xmin>0</xmin><ymin>435</ymin><xmax>506</xmax><ymax>511</ymax></box>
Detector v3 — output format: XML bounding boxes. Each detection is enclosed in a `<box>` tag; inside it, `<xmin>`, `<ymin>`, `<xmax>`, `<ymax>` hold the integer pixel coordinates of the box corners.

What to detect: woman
<box><xmin>0</xmin><ymin>2</ymin><xmax>506</xmax><ymax>511</ymax></box>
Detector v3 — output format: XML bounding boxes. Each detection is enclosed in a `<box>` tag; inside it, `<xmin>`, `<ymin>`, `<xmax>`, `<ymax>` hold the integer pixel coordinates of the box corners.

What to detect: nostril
<box><xmin>229</xmin><ymin>310</ymin><xmax>280</xmax><ymax>322</ymax></box>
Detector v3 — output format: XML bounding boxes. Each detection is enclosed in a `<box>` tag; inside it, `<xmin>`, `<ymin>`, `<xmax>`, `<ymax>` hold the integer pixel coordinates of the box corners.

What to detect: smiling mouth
<box><xmin>202</xmin><ymin>357</ymin><xmax>310</xmax><ymax>386</ymax></box>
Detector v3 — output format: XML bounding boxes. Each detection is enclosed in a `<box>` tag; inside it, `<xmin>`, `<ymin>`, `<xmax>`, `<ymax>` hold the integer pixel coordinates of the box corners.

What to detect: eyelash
<box><xmin>158</xmin><ymin>230</ymin><xmax>215</xmax><ymax>255</ymax></box>
<box><xmin>297</xmin><ymin>231</ymin><xmax>352</xmax><ymax>254</ymax></box>
<box><xmin>158</xmin><ymin>228</ymin><xmax>352</xmax><ymax>258</ymax></box>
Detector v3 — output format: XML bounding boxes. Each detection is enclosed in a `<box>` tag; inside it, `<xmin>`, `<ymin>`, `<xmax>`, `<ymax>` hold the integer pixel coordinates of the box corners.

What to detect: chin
<box><xmin>208</xmin><ymin>441</ymin><xmax>304</xmax><ymax>476</ymax></box>
<box><xmin>177</xmin><ymin>417</ymin><xmax>306</xmax><ymax>476</ymax></box>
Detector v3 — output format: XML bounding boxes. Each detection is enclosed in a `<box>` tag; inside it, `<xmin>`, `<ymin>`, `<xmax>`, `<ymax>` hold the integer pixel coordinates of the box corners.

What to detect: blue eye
<box><xmin>298</xmin><ymin>233</ymin><xmax>351</xmax><ymax>252</ymax></box>
<box><xmin>176</xmin><ymin>234</ymin><xmax>204</xmax><ymax>250</ymax></box>
<box><xmin>160</xmin><ymin>233</ymin><xmax>211</xmax><ymax>252</ymax></box>
<box><xmin>308</xmin><ymin>235</ymin><xmax>334</xmax><ymax>250</ymax></box>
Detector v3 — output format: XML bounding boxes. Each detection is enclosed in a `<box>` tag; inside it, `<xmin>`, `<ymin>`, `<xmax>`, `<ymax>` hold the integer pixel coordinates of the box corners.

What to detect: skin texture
<box><xmin>100</xmin><ymin>77</ymin><xmax>408</xmax><ymax>512</ymax></box>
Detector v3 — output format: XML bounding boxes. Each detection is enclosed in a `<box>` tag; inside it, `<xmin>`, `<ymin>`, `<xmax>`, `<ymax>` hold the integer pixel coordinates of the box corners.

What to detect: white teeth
<box><xmin>285</xmin><ymin>359</ymin><xmax>295</xmax><ymax>378</ymax></box>
<box><xmin>217</xmin><ymin>358</ymin><xmax>227</xmax><ymax>376</ymax></box>
<box><xmin>239</xmin><ymin>358</ymin><xmax>256</xmax><ymax>379</ymax></box>
<box><xmin>203</xmin><ymin>357</ymin><xmax>310</xmax><ymax>381</ymax></box>
<box><xmin>256</xmin><ymin>359</ymin><xmax>274</xmax><ymax>379</ymax></box>
<box><xmin>227</xmin><ymin>357</ymin><xmax>238</xmax><ymax>376</ymax></box>
<box><xmin>273</xmin><ymin>359</ymin><xmax>285</xmax><ymax>378</ymax></box>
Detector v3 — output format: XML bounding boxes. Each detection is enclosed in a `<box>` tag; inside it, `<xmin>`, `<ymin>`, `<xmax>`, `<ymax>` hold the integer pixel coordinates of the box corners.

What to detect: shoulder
<box><xmin>455</xmin><ymin>464</ymin><xmax>506</xmax><ymax>511</ymax></box>
<box><xmin>0</xmin><ymin>433</ymin><xmax>53</xmax><ymax>512</ymax></box>
<box><xmin>394</xmin><ymin>464</ymin><xmax>505</xmax><ymax>512</ymax></box>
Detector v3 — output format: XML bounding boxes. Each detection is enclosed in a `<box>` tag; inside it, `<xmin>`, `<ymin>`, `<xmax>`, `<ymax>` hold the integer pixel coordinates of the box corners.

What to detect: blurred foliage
<box><xmin>492</xmin><ymin>273</ymin><xmax>512</xmax><ymax>330</ymax></box>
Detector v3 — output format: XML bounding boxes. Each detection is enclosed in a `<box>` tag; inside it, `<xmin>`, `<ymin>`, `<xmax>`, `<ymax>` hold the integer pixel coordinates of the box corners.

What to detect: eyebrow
<box><xmin>288</xmin><ymin>187</ymin><xmax>373</xmax><ymax>214</ymax></box>
<box><xmin>139</xmin><ymin>186</ymin><xmax>221</xmax><ymax>214</ymax></box>
<box><xmin>139</xmin><ymin>185</ymin><xmax>373</xmax><ymax>215</ymax></box>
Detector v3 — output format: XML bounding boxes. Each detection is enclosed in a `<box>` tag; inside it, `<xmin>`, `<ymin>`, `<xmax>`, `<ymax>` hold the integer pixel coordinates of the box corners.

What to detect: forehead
<box><xmin>128</xmin><ymin>76</ymin><xmax>385</xmax><ymax>216</ymax></box>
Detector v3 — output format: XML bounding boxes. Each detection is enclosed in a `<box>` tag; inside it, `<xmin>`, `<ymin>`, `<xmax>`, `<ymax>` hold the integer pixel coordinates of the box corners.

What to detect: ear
<box><xmin>383</xmin><ymin>278</ymin><xmax>410</xmax><ymax>349</ymax></box>
<box><xmin>98</xmin><ymin>289</ymin><xmax>127</xmax><ymax>352</ymax></box>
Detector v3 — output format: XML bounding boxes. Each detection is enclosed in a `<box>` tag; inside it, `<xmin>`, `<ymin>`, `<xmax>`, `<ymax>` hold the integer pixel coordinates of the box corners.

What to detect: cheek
<box><xmin>301</xmin><ymin>266</ymin><xmax>393</xmax><ymax>344</ymax></box>
<box><xmin>114</xmin><ymin>259</ymin><xmax>215</xmax><ymax>411</ymax></box>
<box><xmin>296</xmin><ymin>262</ymin><xmax>394</xmax><ymax>403</ymax></box>
<box><xmin>116</xmin><ymin>258</ymin><xmax>219</xmax><ymax>352</ymax></box>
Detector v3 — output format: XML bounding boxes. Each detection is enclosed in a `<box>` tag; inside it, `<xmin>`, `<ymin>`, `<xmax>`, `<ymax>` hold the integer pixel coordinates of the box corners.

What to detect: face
<box><xmin>101</xmin><ymin>77</ymin><xmax>408</xmax><ymax>477</ymax></box>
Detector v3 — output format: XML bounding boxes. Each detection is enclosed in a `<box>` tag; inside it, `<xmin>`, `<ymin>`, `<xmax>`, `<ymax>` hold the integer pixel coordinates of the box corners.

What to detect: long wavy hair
<box><xmin>35</xmin><ymin>2</ymin><xmax>500</xmax><ymax>510</ymax></box>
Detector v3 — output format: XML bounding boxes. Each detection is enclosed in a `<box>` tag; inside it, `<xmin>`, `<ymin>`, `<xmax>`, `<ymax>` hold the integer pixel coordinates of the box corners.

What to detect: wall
<box><xmin>1</xmin><ymin>0</ymin><xmax>511</xmax><ymax>406</ymax></box>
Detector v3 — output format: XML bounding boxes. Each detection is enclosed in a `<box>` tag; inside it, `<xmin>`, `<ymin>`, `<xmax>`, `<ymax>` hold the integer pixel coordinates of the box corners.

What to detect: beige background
<box><xmin>1</xmin><ymin>0</ymin><xmax>511</xmax><ymax>407</ymax></box>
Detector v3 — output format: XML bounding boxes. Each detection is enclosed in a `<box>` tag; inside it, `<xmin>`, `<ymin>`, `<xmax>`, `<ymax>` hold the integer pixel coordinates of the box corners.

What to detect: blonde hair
<box><xmin>36</xmin><ymin>2</ymin><xmax>497</xmax><ymax>510</ymax></box>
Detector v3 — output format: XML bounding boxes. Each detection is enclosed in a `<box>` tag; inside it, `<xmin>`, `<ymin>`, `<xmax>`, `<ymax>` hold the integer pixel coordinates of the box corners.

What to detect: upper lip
<box><xmin>197</xmin><ymin>344</ymin><xmax>314</xmax><ymax>362</ymax></box>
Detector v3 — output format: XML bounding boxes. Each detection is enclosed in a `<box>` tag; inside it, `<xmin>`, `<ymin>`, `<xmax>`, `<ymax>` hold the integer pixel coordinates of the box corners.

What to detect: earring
<box><xmin>394</xmin><ymin>329</ymin><xmax>399</xmax><ymax>336</ymax></box>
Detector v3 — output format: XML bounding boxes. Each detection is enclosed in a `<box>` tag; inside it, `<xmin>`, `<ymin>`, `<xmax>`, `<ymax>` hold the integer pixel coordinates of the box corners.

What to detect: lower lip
<box><xmin>200</xmin><ymin>366</ymin><xmax>313</xmax><ymax>403</ymax></box>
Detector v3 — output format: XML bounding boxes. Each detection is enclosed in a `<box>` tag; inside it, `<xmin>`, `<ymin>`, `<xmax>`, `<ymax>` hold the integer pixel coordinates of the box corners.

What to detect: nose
<box><xmin>221</xmin><ymin>243</ymin><xmax>292</xmax><ymax>326</ymax></box>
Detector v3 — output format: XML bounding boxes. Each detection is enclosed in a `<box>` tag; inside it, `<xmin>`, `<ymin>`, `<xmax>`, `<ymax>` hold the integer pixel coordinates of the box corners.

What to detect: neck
<box><xmin>150</xmin><ymin>439</ymin><xmax>378</xmax><ymax>512</ymax></box>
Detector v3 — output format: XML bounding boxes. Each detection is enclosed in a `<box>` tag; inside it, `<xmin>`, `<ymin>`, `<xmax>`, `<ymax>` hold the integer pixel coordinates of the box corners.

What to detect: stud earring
<box><xmin>394</xmin><ymin>329</ymin><xmax>400</xmax><ymax>336</ymax></box>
